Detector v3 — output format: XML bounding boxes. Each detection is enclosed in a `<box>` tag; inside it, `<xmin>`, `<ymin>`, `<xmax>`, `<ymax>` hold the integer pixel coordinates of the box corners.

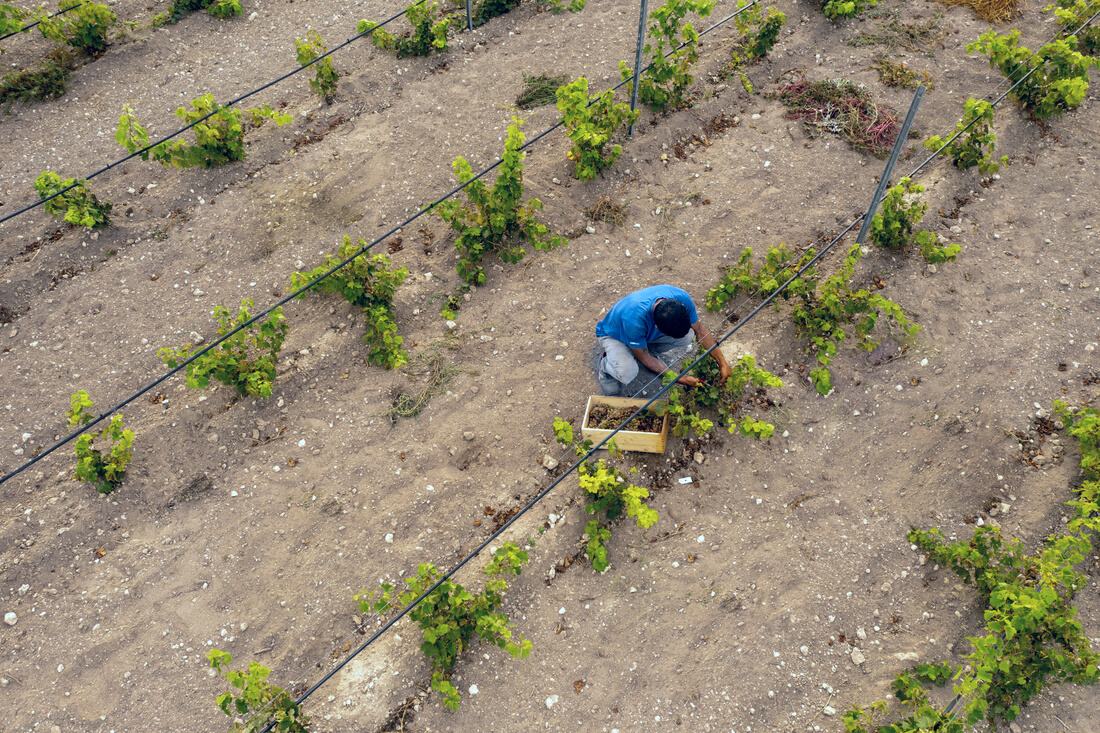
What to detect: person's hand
<box><xmin>677</xmin><ymin>375</ymin><xmax>704</xmax><ymax>388</ymax></box>
<box><xmin>720</xmin><ymin>363</ymin><xmax>732</xmax><ymax>382</ymax></box>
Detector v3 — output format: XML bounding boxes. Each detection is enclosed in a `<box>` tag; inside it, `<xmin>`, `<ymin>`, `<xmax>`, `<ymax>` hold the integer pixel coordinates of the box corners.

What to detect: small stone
<box><xmin>856</xmin><ymin>627</ymin><xmax>867</xmax><ymax>640</ymax></box>
<box><xmin>445</xmin><ymin>320</ymin><xmax>458</xmax><ymax>331</ymax></box>
<box><xmin>542</xmin><ymin>455</ymin><xmax>559</xmax><ymax>471</ymax></box>
<box><xmin>554</xmin><ymin>354</ymin><xmax>564</xmax><ymax>360</ymax></box>
<box><xmin>463</xmin><ymin>431</ymin><xmax>475</xmax><ymax>441</ymax></box>
<box><xmin>851</xmin><ymin>648</ymin><xmax>866</xmax><ymax>665</ymax></box>
<box><xmin>239</xmin><ymin>622</ymin><xmax>248</xmax><ymax>632</ymax></box>
<box><xmin>880</xmin><ymin>580</ymin><xmax>893</xmax><ymax>594</ymax></box>
<box><xmin>248</xmin><ymin>10</ymin><xmax>258</xmax><ymax>20</ymax></box>
<box><xmin>926</xmin><ymin>264</ymin><xmax>937</xmax><ymax>275</ymax></box>
<box><xmin>1009</xmin><ymin>723</ymin><xmax>1023</xmax><ymax>733</ymax></box>
<box><xmin>800</xmin><ymin>645</ymin><xmax>809</xmax><ymax>656</ymax></box>
<box><xmin>385</xmin><ymin>533</ymin><xmax>394</xmax><ymax>543</ymax></box>
<box><xmin>823</xmin><ymin>706</ymin><xmax>837</xmax><ymax>716</ymax></box>
<box><xmin>469</xmin><ymin>684</ymin><xmax>479</xmax><ymax>695</ymax></box>
<box><xmin>585</xmin><ymin>226</ymin><xmax>596</xmax><ymax>234</ymax></box>
<box><xmin>998</xmin><ymin>502</ymin><xmax>1011</xmax><ymax>516</ymax></box>
<box><xmin>546</xmin><ymin>694</ymin><xmax>559</xmax><ymax>708</ymax></box>
<box><xmin>552</xmin><ymin>178</ymin><xmax>561</xmax><ymax>185</ymax></box>
<box><xmin>895</xmin><ymin>652</ymin><xmax>919</xmax><ymax>661</ymax></box>
<box><xmin>4</xmin><ymin>612</ymin><xmax>17</xmax><ymax>626</ymax></box>
<box><xmin>950</xmin><ymin>225</ymin><xmax>962</xmax><ymax>234</ymax></box>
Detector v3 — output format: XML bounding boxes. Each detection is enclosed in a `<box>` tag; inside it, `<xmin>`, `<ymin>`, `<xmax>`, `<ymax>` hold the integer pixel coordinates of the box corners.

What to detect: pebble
<box><xmin>445</xmin><ymin>320</ymin><xmax>458</xmax><ymax>331</ymax></box>
<box><xmin>823</xmin><ymin>706</ymin><xmax>837</xmax><ymax>716</ymax></box>
<box><xmin>542</xmin><ymin>455</ymin><xmax>559</xmax><ymax>470</ymax></box>
<box><xmin>851</xmin><ymin>648</ymin><xmax>866</xmax><ymax>665</ymax></box>
<box><xmin>585</xmin><ymin>226</ymin><xmax>596</xmax><ymax>234</ymax></box>
<box><xmin>694</xmin><ymin>451</ymin><xmax>705</xmax><ymax>464</ymax></box>
<box><xmin>4</xmin><ymin>612</ymin><xmax>17</xmax><ymax>626</ymax></box>
<box><xmin>463</xmin><ymin>431</ymin><xmax>475</xmax><ymax>441</ymax></box>
<box><xmin>239</xmin><ymin>622</ymin><xmax>248</xmax><ymax>632</ymax></box>
<box><xmin>469</xmin><ymin>684</ymin><xmax>479</xmax><ymax>695</ymax></box>
<box><xmin>546</xmin><ymin>694</ymin><xmax>559</xmax><ymax>708</ymax></box>
<box><xmin>856</xmin><ymin>627</ymin><xmax>867</xmax><ymax>640</ymax></box>
<box><xmin>800</xmin><ymin>645</ymin><xmax>809</xmax><ymax>655</ymax></box>
<box><xmin>384</xmin><ymin>533</ymin><xmax>394</xmax><ymax>543</ymax></box>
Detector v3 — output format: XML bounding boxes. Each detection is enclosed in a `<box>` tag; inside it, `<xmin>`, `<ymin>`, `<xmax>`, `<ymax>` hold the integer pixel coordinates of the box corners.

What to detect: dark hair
<box><xmin>654</xmin><ymin>298</ymin><xmax>691</xmax><ymax>338</ymax></box>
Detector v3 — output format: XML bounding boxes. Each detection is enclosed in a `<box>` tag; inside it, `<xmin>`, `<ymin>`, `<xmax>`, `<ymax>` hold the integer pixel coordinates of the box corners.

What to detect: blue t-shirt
<box><xmin>595</xmin><ymin>285</ymin><xmax>698</xmax><ymax>349</ymax></box>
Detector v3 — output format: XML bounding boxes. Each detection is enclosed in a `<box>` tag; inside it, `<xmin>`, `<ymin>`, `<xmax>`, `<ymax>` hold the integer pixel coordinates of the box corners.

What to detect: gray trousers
<box><xmin>597</xmin><ymin>332</ymin><xmax>695</xmax><ymax>395</ymax></box>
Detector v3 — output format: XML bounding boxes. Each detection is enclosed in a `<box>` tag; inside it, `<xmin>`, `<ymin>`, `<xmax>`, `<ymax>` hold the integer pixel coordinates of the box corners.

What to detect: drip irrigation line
<box><xmin>0</xmin><ymin>3</ymin><xmax>77</xmax><ymax>44</ymax></box>
<box><xmin>907</xmin><ymin>7</ymin><xmax>1100</xmax><ymax>183</ymax></box>
<box><xmin>256</xmin><ymin>212</ymin><xmax>866</xmax><ymax>733</ymax></box>
<box><xmin>248</xmin><ymin>335</ymin><xmax>699</xmax><ymax>731</ymax></box>
<box><xmin>0</xmin><ymin>0</ymin><xmax>428</xmax><ymax>227</ymax></box>
<box><xmin>1</xmin><ymin>0</ymin><xmax>760</xmax><ymax>228</ymax></box>
<box><xmin>0</xmin><ymin>0</ymin><xmax>761</xmax><ymax>488</ymax></box>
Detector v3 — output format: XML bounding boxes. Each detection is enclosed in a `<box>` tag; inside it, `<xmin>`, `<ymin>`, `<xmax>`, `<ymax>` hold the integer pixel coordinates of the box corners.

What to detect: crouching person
<box><xmin>595</xmin><ymin>284</ymin><xmax>730</xmax><ymax>396</ymax></box>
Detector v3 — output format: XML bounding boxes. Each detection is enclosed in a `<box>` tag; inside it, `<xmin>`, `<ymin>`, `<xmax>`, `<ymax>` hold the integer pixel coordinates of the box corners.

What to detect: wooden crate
<box><xmin>581</xmin><ymin>396</ymin><xmax>669</xmax><ymax>454</ymax></box>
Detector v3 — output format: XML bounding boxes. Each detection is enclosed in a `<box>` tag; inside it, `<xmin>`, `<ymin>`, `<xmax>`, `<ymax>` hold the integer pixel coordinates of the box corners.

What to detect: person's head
<box><xmin>654</xmin><ymin>298</ymin><xmax>691</xmax><ymax>338</ymax></box>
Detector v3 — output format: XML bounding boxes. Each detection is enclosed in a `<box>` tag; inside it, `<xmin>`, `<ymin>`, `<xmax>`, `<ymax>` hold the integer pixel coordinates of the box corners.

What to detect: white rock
<box><xmin>298</xmin><ymin>439</ymin><xmax>306</xmax><ymax>447</ymax></box>
<box><xmin>248</xmin><ymin>11</ymin><xmax>258</xmax><ymax>20</ymax></box>
<box><xmin>385</xmin><ymin>533</ymin><xmax>394</xmax><ymax>543</ymax></box>
<box><xmin>469</xmin><ymin>684</ymin><xmax>479</xmax><ymax>694</ymax></box>
<box><xmin>3</xmin><ymin>612</ymin><xmax>16</xmax><ymax>626</ymax></box>
<box><xmin>445</xmin><ymin>320</ymin><xmax>458</xmax><ymax>331</ymax></box>
<box><xmin>895</xmin><ymin>652</ymin><xmax>919</xmax><ymax>661</ymax></box>
<box><xmin>558</xmin><ymin>607</ymin><xmax>566</xmax><ymax>615</ymax></box>
<box><xmin>823</xmin><ymin>706</ymin><xmax>837</xmax><ymax>716</ymax></box>
<box><xmin>554</xmin><ymin>355</ymin><xmax>564</xmax><ymax>360</ymax></box>
<box><xmin>697</xmin><ymin>535</ymin><xmax>705</xmax><ymax>543</ymax></box>
<box><xmin>546</xmin><ymin>694</ymin><xmax>559</xmax><ymax>708</ymax></box>
<box><xmin>856</xmin><ymin>627</ymin><xmax>867</xmax><ymax>640</ymax></box>
<box><xmin>851</xmin><ymin>648</ymin><xmax>866</xmax><ymax>665</ymax></box>
<box><xmin>586</xmin><ymin>226</ymin><xmax>596</xmax><ymax>234</ymax></box>
<box><xmin>800</xmin><ymin>645</ymin><xmax>809</xmax><ymax>655</ymax></box>
<box><xmin>542</xmin><ymin>455</ymin><xmax>559</xmax><ymax>471</ymax></box>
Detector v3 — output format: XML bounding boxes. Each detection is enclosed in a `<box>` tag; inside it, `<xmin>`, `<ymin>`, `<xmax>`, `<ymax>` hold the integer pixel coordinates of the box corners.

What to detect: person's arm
<box><xmin>691</xmin><ymin>321</ymin><xmax>731</xmax><ymax>382</ymax></box>
<box><xmin>630</xmin><ymin>347</ymin><xmax>703</xmax><ymax>387</ymax></box>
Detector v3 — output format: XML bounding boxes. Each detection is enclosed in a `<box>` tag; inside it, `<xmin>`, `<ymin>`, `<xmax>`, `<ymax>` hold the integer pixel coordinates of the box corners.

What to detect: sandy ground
<box><xmin>1</xmin><ymin>0</ymin><xmax>1099</xmax><ymax>731</ymax></box>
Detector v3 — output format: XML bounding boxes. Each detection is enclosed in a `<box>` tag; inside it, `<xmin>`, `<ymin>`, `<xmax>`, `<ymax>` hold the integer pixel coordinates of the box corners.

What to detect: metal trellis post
<box><xmin>628</xmin><ymin>0</ymin><xmax>650</xmax><ymax>136</ymax></box>
<box><xmin>856</xmin><ymin>84</ymin><xmax>926</xmax><ymax>244</ymax></box>
<box><xmin>466</xmin><ymin>0</ymin><xmax>473</xmax><ymax>31</ymax></box>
